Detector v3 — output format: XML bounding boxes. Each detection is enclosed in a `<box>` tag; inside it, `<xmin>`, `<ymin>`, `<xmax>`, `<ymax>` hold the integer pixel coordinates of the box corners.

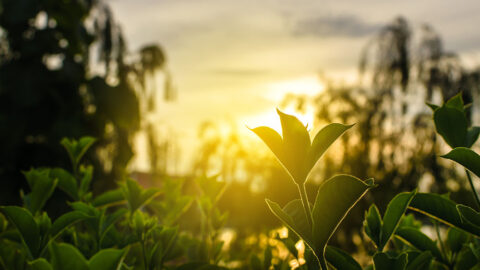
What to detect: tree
<box><xmin>0</xmin><ymin>0</ymin><xmax>167</xmax><ymax>208</ymax></box>
<box><xmin>283</xmin><ymin>16</ymin><xmax>480</xmax><ymax>251</ymax></box>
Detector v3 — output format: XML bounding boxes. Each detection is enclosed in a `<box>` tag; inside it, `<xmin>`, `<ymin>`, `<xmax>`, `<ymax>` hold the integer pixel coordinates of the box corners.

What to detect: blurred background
<box><xmin>1</xmin><ymin>0</ymin><xmax>480</xmax><ymax>259</ymax></box>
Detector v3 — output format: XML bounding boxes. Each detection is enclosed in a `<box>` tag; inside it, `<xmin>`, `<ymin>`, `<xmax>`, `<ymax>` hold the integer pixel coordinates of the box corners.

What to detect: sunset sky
<box><xmin>108</xmin><ymin>0</ymin><xmax>480</xmax><ymax>172</ymax></box>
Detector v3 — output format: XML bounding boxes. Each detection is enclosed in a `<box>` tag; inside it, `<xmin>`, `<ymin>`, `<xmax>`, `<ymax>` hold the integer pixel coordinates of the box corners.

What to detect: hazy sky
<box><xmin>108</xmin><ymin>0</ymin><xmax>480</xmax><ymax>172</ymax></box>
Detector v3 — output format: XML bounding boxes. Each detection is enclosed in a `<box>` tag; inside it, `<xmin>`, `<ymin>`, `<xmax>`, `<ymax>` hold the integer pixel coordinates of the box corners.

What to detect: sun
<box><xmin>264</xmin><ymin>75</ymin><xmax>325</xmax><ymax>103</ymax></box>
<box><xmin>244</xmin><ymin>75</ymin><xmax>322</xmax><ymax>134</ymax></box>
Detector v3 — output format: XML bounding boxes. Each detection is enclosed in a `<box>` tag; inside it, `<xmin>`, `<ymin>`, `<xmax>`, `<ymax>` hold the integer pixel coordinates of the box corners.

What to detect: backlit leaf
<box><xmin>379</xmin><ymin>191</ymin><xmax>416</xmax><ymax>251</ymax></box>
<box><xmin>442</xmin><ymin>147</ymin><xmax>480</xmax><ymax>178</ymax></box>
<box><xmin>311</xmin><ymin>175</ymin><xmax>373</xmax><ymax>259</ymax></box>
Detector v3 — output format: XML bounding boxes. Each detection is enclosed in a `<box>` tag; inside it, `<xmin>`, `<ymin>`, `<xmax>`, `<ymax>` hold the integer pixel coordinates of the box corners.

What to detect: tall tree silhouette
<box><xmin>0</xmin><ymin>0</ymin><xmax>167</xmax><ymax>206</ymax></box>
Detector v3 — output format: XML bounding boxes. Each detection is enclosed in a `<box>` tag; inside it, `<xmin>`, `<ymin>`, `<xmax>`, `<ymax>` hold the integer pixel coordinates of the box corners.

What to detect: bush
<box><xmin>2</xmin><ymin>94</ymin><xmax>480</xmax><ymax>269</ymax></box>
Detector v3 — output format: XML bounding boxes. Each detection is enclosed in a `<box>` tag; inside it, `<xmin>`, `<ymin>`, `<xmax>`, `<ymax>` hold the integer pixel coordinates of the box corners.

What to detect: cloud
<box><xmin>293</xmin><ymin>14</ymin><xmax>382</xmax><ymax>38</ymax></box>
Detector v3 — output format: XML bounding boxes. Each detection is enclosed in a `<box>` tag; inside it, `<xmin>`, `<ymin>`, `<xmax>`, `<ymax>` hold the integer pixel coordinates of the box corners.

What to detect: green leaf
<box><xmin>306</xmin><ymin>123</ymin><xmax>353</xmax><ymax>177</ymax></box>
<box><xmin>122</xmin><ymin>178</ymin><xmax>161</xmax><ymax>212</ymax></box>
<box><xmin>50</xmin><ymin>168</ymin><xmax>78</xmax><ymax>200</ymax></box>
<box><xmin>405</xmin><ymin>251</ymin><xmax>432</xmax><ymax>270</ymax></box>
<box><xmin>457</xmin><ymin>205</ymin><xmax>480</xmax><ymax>229</ymax></box>
<box><xmin>277</xmin><ymin>108</ymin><xmax>311</xmax><ymax>184</ymax></box>
<box><xmin>325</xmin><ymin>246</ymin><xmax>362</xmax><ymax>270</ymax></box>
<box><xmin>433</xmin><ymin>106</ymin><xmax>468</xmax><ymax>148</ymax></box>
<box><xmin>28</xmin><ymin>258</ymin><xmax>53</xmax><ymax>270</ymax></box>
<box><xmin>78</xmin><ymin>165</ymin><xmax>93</xmax><ymax>197</ymax></box>
<box><xmin>466</xmin><ymin>127</ymin><xmax>480</xmax><ymax>148</ymax></box>
<box><xmin>92</xmin><ymin>189</ymin><xmax>125</xmax><ymax>208</ymax></box>
<box><xmin>88</xmin><ymin>248</ymin><xmax>126</xmax><ymax>270</ymax></box>
<box><xmin>311</xmin><ymin>175</ymin><xmax>374</xmax><ymax>259</ymax></box>
<box><xmin>196</xmin><ymin>175</ymin><xmax>226</xmax><ymax>203</ymax></box>
<box><xmin>151</xmin><ymin>226</ymin><xmax>178</xmax><ymax>264</ymax></box>
<box><xmin>456</xmin><ymin>247</ymin><xmax>478</xmax><ymax>270</ymax></box>
<box><xmin>49</xmin><ymin>243</ymin><xmax>89</xmax><ymax>270</ymax></box>
<box><xmin>426</xmin><ymin>103</ymin><xmax>439</xmax><ymax>111</ymax></box>
<box><xmin>409</xmin><ymin>193</ymin><xmax>480</xmax><ymax>236</ymax></box>
<box><xmin>364</xmin><ymin>204</ymin><xmax>382</xmax><ymax>248</ymax></box>
<box><xmin>0</xmin><ymin>206</ymin><xmax>40</xmax><ymax>258</ymax></box>
<box><xmin>445</xmin><ymin>92</ymin><xmax>464</xmax><ymax>111</ymax></box>
<box><xmin>23</xmin><ymin>169</ymin><xmax>58</xmax><ymax>215</ymax></box>
<box><xmin>50</xmin><ymin>211</ymin><xmax>88</xmax><ymax>240</ymax></box>
<box><xmin>250</xmin><ymin>111</ymin><xmax>352</xmax><ymax>185</ymax></box>
<box><xmin>379</xmin><ymin>191</ymin><xmax>417</xmax><ymax>251</ymax></box>
<box><xmin>265</xmin><ymin>199</ymin><xmax>313</xmax><ymax>248</ymax></box>
<box><xmin>442</xmin><ymin>147</ymin><xmax>480</xmax><ymax>178</ymax></box>
<box><xmin>446</xmin><ymin>227</ymin><xmax>469</xmax><ymax>254</ymax></box>
<box><xmin>395</xmin><ymin>228</ymin><xmax>443</xmax><ymax>262</ymax></box>
<box><xmin>373</xmin><ymin>252</ymin><xmax>407</xmax><ymax>270</ymax></box>
<box><xmin>249</xmin><ymin>126</ymin><xmax>285</xmax><ymax>164</ymax></box>
<box><xmin>61</xmin><ymin>136</ymin><xmax>96</xmax><ymax>168</ymax></box>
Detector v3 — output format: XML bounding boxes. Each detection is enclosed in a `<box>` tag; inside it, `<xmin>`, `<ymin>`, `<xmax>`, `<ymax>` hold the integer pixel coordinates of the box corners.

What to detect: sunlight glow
<box><xmin>264</xmin><ymin>75</ymin><xmax>325</xmax><ymax>102</ymax></box>
<box><xmin>246</xmin><ymin>107</ymin><xmax>316</xmax><ymax>135</ymax></box>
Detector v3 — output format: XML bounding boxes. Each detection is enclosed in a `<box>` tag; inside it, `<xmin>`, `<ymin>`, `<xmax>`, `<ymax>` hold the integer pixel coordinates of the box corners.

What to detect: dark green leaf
<box><xmin>442</xmin><ymin>147</ymin><xmax>480</xmax><ymax>178</ymax></box>
<box><xmin>409</xmin><ymin>193</ymin><xmax>480</xmax><ymax>237</ymax></box>
<box><xmin>456</xmin><ymin>247</ymin><xmax>478</xmax><ymax>270</ymax></box>
<box><xmin>23</xmin><ymin>169</ymin><xmax>58</xmax><ymax>215</ymax></box>
<box><xmin>445</xmin><ymin>92</ymin><xmax>464</xmax><ymax>111</ymax></box>
<box><xmin>445</xmin><ymin>92</ymin><xmax>463</xmax><ymax>112</ymax></box>
<box><xmin>50</xmin><ymin>211</ymin><xmax>88</xmax><ymax>239</ymax></box>
<box><xmin>364</xmin><ymin>204</ymin><xmax>382</xmax><ymax>248</ymax></box>
<box><xmin>446</xmin><ymin>227</ymin><xmax>469</xmax><ymax>254</ymax></box>
<box><xmin>325</xmin><ymin>246</ymin><xmax>362</xmax><ymax>270</ymax></box>
<box><xmin>92</xmin><ymin>189</ymin><xmax>125</xmax><ymax>208</ymax></box>
<box><xmin>28</xmin><ymin>258</ymin><xmax>53</xmax><ymax>270</ymax></box>
<box><xmin>78</xmin><ymin>165</ymin><xmax>93</xmax><ymax>197</ymax></box>
<box><xmin>61</xmin><ymin>137</ymin><xmax>96</xmax><ymax>168</ymax></box>
<box><xmin>265</xmin><ymin>199</ymin><xmax>313</xmax><ymax>248</ymax></box>
<box><xmin>395</xmin><ymin>228</ymin><xmax>443</xmax><ymax>262</ymax></box>
<box><xmin>373</xmin><ymin>252</ymin><xmax>407</xmax><ymax>270</ymax></box>
<box><xmin>50</xmin><ymin>168</ymin><xmax>78</xmax><ymax>200</ymax></box>
<box><xmin>426</xmin><ymin>103</ymin><xmax>439</xmax><ymax>111</ymax></box>
<box><xmin>406</xmin><ymin>251</ymin><xmax>432</xmax><ymax>270</ymax></box>
<box><xmin>379</xmin><ymin>191</ymin><xmax>417</xmax><ymax>251</ymax></box>
<box><xmin>466</xmin><ymin>127</ymin><xmax>480</xmax><ymax>148</ymax></box>
<box><xmin>88</xmin><ymin>248</ymin><xmax>126</xmax><ymax>270</ymax></box>
<box><xmin>311</xmin><ymin>175</ymin><xmax>374</xmax><ymax>258</ymax></box>
<box><xmin>49</xmin><ymin>243</ymin><xmax>89</xmax><ymax>270</ymax></box>
<box><xmin>0</xmin><ymin>206</ymin><xmax>40</xmax><ymax>257</ymax></box>
<box><xmin>457</xmin><ymin>205</ymin><xmax>480</xmax><ymax>229</ymax></box>
<box><xmin>433</xmin><ymin>106</ymin><xmax>468</xmax><ymax>148</ymax></box>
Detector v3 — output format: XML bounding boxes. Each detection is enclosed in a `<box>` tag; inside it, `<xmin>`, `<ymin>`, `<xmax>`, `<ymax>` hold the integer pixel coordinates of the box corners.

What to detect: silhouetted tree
<box><xmin>284</xmin><ymin>16</ymin><xmax>480</xmax><ymax>251</ymax></box>
<box><xmin>0</xmin><ymin>0</ymin><xmax>168</xmax><ymax>207</ymax></box>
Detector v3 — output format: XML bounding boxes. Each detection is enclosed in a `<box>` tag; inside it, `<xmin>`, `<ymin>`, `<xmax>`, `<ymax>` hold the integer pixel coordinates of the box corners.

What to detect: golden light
<box><xmin>264</xmin><ymin>75</ymin><xmax>325</xmax><ymax>103</ymax></box>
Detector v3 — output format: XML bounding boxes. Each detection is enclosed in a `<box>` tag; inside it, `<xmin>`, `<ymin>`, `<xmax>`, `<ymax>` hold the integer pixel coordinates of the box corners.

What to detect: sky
<box><xmin>107</xmin><ymin>0</ymin><xmax>480</xmax><ymax>172</ymax></box>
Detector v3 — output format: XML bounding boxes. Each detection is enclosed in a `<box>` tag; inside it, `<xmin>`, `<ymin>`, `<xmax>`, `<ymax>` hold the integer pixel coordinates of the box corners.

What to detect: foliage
<box><xmin>0</xmin><ymin>137</ymin><xmax>224</xmax><ymax>270</ymax></box>
<box><xmin>0</xmin><ymin>0</ymin><xmax>169</xmax><ymax>207</ymax></box>
<box><xmin>3</xmin><ymin>94</ymin><xmax>480</xmax><ymax>269</ymax></box>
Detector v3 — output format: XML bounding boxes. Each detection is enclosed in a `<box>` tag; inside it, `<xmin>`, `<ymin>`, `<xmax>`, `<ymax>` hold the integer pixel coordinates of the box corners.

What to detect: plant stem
<box><xmin>319</xmin><ymin>255</ymin><xmax>328</xmax><ymax>270</ymax></box>
<box><xmin>465</xmin><ymin>170</ymin><xmax>480</xmax><ymax>209</ymax></box>
<box><xmin>434</xmin><ymin>220</ymin><xmax>448</xmax><ymax>263</ymax></box>
<box><xmin>298</xmin><ymin>183</ymin><xmax>314</xmax><ymax>228</ymax></box>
